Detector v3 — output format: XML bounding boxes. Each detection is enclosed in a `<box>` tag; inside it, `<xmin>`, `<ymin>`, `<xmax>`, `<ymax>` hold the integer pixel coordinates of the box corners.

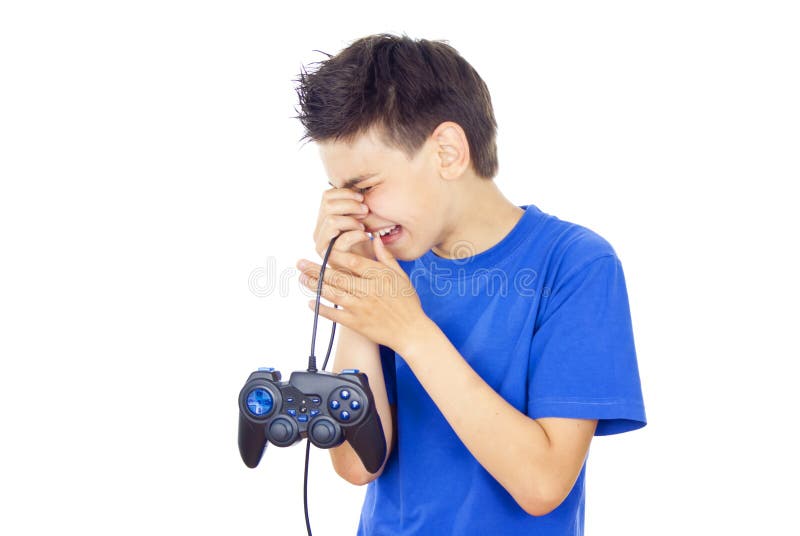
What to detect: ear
<box><xmin>431</xmin><ymin>122</ymin><xmax>470</xmax><ymax>180</ymax></box>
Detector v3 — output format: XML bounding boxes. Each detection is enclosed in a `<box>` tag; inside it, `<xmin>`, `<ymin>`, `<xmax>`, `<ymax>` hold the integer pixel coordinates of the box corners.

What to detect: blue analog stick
<box><xmin>246</xmin><ymin>388</ymin><xmax>274</xmax><ymax>417</ymax></box>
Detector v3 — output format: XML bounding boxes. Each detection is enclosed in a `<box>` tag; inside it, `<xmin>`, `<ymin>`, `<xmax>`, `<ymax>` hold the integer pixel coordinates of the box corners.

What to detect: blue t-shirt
<box><xmin>357</xmin><ymin>204</ymin><xmax>646</xmax><ymax>536</ymax></box>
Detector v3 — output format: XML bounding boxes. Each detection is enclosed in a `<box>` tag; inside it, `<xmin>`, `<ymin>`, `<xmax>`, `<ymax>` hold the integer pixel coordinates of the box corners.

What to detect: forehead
<box><xmin>318</xmin><ymin>130</ymin><xmax>406</xmax><ymax>187</ymax></box>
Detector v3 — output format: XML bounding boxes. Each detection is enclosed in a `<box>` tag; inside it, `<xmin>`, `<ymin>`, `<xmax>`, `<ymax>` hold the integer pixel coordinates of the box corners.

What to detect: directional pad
<box><xmin>246</xmin><ymin>388</ymin><xmax>274</xmax><ymax>417</ymax></box>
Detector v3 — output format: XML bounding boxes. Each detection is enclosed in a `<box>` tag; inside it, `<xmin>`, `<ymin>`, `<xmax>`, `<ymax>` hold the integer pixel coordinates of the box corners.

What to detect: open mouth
<box><xmin>371</xmin><ymin>224</ymin><xmax>400</xmax><ymax>237</ymax></box>
<box><xmin>369</xmin><ymin>224</ymin><xmax>403</xmax><ymax>244</ymax></box>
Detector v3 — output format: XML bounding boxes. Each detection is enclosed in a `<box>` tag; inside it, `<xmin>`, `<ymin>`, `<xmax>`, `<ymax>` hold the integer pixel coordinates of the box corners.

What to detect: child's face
<box><xmin>318</xmin><ymin>128</ymin><xmax>449</xmax><ymax>261</ymax></box>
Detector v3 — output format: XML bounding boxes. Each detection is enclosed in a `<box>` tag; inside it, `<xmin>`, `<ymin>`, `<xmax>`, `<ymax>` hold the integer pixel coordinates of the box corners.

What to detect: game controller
<box><xmin>238</xmin><ymin>366</ymin><xmax>387</xmax><ymax>473</ymax></box>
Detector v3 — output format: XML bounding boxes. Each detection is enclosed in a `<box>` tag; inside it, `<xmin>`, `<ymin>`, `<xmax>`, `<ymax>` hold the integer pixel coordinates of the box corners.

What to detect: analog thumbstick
<box><xmin>268</xmin><ymin>417</ymin><xmax>297</xmax><ymax>447</ymax></box>
<box><xmin>309</xmin><ymin>418</ymin><xmax>341</xmax><ymax>448</ymax></box>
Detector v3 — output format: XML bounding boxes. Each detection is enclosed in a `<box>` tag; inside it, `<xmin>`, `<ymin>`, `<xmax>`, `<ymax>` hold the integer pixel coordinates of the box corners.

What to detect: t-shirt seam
<box><xmin>529</xmin><ymin>396</ymin><xmax>642</xmax><ymax>406</ymax></box>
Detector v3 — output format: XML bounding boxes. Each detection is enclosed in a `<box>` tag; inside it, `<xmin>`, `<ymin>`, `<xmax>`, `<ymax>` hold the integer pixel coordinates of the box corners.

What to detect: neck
<box><xmin>432</xmin><ymin>175</ymin><xmax>525</xmax><ymax>259</ymax></box>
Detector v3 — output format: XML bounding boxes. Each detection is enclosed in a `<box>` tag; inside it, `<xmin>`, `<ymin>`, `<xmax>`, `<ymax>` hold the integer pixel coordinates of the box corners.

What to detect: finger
<box><xmin>297</xmin><ymin>260</ymin><xmax>364</xmax><ymax>294</ymax></box>
<box><xmin>323</xmin><ymin>214</ymin><xmax>365</xmax><ymax>233</ymax></box>
<box><xmin>319</xmin><ymin>191</ymin><xmax>363</xmax><ymax>227</ymax></box>
<box><xmin>329</xmin><ymin>229</ymin><xmax>372</xmax><ymax>254</ymax></box>
<box><xmin>306</xmin><ymin>298</ymin><xmax>352</xmax><ymax>326</ymax></box>
<box><xmin>316</xmin><ymin>194</ymin><xmax>364</xmax><ymax>227</ymax></box>
<box><xmin>325</xmin><ymin>247</ymin><xmax>389</xmax><ymax>279</ymax></box>
<box><xmin>315</xmin><ymin>216</ymin><xmax>367</xmax><ymax>256</ymax></box>
<box><xmin>297</xmin><ymin>260</ymin><xmax>345</xmax><ymax>285</ymax></box>
<box><xmin>300</xmin><ymin>273</ymin><xmax>357</xmax><ymax>306</ymax></box>
<box><xmin>320</xmin><ymin>197</ymin><xmax>369</xmax><ymax>221</ymax></box>
<box><xmin>314</xmin><ymin>193</ymin><xmax>366</xmax><ymax>238</ymax></box>
<box><xmin>372</xmin><ymin>234</ymin><xmax>404</xmax><ymax>273</ymax></box>
<box><xmin>310</xmin><ymin>241</ymin><xmax>376</xmax><ymax>281</ymax></box>
<box><xmin>316</xmin><ymin>231</ymin><xmax>364</xmax><ymax>259</ymax></box>
<box><xmin>348</xmin><ymin>235</ymin><xmax>377</xmax><ymax>261</ymax></box>
<box><xmin>323</xmin><ymin>187</ymin><xmax>364</xmax><ymax>203</ymax></box>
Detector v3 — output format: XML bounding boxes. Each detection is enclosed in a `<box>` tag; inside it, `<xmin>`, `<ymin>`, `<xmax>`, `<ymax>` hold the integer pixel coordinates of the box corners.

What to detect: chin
<box><xmin>395</xmin><ymin>252</ymin><xmax>419</xmax><ymax>262</ymax></box>
<box><xmin>387</xmin><ymin>242</ymin><xmax>425</xmax><ymax>262</ymax></box>
<box><xmin>386</xmin><ymin>228</ymin><xmax>429</xmax><ymax>262</ymax></box>
<box><xmin>394</xmin><ymin>244</ymin><xmax>427</xmax><ymax>262</ymax></box>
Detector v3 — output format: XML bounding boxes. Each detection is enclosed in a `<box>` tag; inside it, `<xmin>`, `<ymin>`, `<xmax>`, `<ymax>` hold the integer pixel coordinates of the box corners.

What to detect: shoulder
<box><xmin>546</xmin><ymin>213</ymin><xmax>616</xmax><ymax>257</ymax></box>
<box><xmin>532</xmin><ymin>208</ymin><xmax>621</xmax><ymax>280</ymax></box>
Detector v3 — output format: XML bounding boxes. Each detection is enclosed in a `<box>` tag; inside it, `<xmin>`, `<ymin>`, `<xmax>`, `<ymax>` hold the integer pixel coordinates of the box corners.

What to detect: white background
<box><xmin>1</xmin><ymin>1</ymin><xmax>798</xmax><ymax>534</ymax></box>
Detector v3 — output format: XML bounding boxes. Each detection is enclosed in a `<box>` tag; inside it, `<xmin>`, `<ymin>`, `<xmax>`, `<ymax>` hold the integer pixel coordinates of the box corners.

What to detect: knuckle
<box><xmin>332</xmin><ymin>273</ymin><xmax>347</xmax><ymax>290</ymax></box>
<box><xmin>337</xmin><ymin>234</ymin><xmax>357</xmax><ymax>252</ymax></box>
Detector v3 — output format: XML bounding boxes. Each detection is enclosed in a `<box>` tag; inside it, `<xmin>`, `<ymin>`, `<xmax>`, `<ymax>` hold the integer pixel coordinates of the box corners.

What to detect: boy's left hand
<box><xmin>296</xmin><ymin>235</ymin><xmax>431</xmax><ymax>354</ymax></box>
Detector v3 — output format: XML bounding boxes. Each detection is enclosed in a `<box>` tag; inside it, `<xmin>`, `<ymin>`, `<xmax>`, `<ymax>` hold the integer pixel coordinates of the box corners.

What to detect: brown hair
<box><xmin>294</xmin><ymin>33</ymin><xmax>499</xmax><ymax>179</ymax></box>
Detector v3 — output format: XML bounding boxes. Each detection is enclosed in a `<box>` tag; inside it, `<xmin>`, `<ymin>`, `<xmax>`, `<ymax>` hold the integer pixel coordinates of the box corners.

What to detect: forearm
<box><xmin>328</xmin><ymin>324</ymin><xmax>394</xmax><ymax>485</ymax></box>
<box><xmin>398</xmin><ymin>321</ymin><xmax>572</xmax><ymax>514</ymax></box>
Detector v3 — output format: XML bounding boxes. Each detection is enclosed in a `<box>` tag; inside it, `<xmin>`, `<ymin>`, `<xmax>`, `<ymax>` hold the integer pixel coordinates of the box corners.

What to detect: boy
<box><xmin>294</xmin><ymin>33</ymin><xmax>646</xmax><ymax>535</ymax></box>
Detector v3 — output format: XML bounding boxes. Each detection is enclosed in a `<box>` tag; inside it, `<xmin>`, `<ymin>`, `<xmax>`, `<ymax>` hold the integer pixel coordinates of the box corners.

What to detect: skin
<box><xmin>296</xmin><ymin>122</ymin><xmax>598</xmax><ymax>516</ymax></box>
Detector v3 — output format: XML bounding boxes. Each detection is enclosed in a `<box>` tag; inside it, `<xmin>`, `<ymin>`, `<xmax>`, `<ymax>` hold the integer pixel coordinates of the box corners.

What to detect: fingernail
<box><xmin>360</xmin><ymin>204</ymin><xmax>368</xmax><ymax>212</ymax></box>
<box><xmin>360</xmin><ymin>223</ymin><xmax>365</xmax><ymax>230</ymax></box>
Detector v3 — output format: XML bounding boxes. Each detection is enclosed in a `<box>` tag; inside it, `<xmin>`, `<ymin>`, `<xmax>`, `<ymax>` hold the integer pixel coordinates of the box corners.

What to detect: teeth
<box><xmin>373</xmin><ymin>225</ymin><xmax>397</xmax><ymax>237</ymax></box>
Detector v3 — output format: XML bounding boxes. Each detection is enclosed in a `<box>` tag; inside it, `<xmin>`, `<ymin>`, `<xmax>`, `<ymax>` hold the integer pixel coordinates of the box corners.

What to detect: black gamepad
<box><xmin>238</xmin><ymin>366</ymin><xmax>387</xmax><ymax>473</ymax></box>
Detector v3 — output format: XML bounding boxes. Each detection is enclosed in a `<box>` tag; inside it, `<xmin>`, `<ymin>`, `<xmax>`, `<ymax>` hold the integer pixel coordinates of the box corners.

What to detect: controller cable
<box><xmin>303</xmin><ymin>232</ymin><xmax>343</xmax><ymax>536</ymax></box>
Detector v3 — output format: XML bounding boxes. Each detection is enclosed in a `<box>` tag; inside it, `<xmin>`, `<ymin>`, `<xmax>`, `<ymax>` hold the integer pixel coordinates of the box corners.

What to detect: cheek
<box><xmin>365</xmin><ymin>190</ymin><xmax>394</xmax><ymax>215</ymax></box>
<box><xmin>367</xmin><ymin>188</ymin><xmax>428</xmax><ymax>231</ymax></box>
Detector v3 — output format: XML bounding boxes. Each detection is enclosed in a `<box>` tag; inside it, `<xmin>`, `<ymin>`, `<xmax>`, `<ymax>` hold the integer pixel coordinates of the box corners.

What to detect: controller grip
<box><xmin>346</xmin><ymin>410</ymin><xmax>387</xmax><ymax>474</ymax></box>
<box><xmin>238</xmin><ymin>412</ymin><xmax>268</xmax><ymax>469</ymax></box>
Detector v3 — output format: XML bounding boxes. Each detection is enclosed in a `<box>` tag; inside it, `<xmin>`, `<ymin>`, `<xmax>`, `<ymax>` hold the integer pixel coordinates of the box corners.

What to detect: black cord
<box><xmin>303</xmin><ymin>233</ymin><xmax>342</xmax><ymax>536</ymax></box>
<box><xmin>303</xmin><ymin>440</ymin><xmax>313</xmax><ymax>536</ymax></box>
<box><xmin>308</xmin><ymin>233</ymin><xmax>340</xmax><ymax>372</ymax></box>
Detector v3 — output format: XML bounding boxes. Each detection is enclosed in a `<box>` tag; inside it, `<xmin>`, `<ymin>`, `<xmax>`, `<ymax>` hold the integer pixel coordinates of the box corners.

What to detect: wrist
<box><xmin>395</xmin><ymin>316</ymin><xmax>440</xmax><ymax>362</ymax></box>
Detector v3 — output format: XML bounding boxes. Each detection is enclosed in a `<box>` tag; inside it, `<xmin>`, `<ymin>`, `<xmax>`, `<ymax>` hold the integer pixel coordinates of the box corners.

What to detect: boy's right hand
<box><xmin>313</xmin><ymin>187</ymin><xmax>375</xmax><ymax>261</ymax></box>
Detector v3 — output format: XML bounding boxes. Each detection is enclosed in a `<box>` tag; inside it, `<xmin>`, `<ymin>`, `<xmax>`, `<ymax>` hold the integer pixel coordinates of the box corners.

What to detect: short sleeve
<box><xmin>528</xmin><ymin>255</ymin><xmax>646</xmax><ymax>435</ymax></box>
<box><xmin>378</xmin><ymin>344</ymin><xmax>397</xmax><ymax>406</ymax></box>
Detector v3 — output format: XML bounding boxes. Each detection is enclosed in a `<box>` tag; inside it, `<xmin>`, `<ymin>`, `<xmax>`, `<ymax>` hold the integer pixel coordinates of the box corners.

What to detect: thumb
<box><xmin>372</xmin><ymin>234</ymin><xmax>403</xmax><ymax>272</ymax></box>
